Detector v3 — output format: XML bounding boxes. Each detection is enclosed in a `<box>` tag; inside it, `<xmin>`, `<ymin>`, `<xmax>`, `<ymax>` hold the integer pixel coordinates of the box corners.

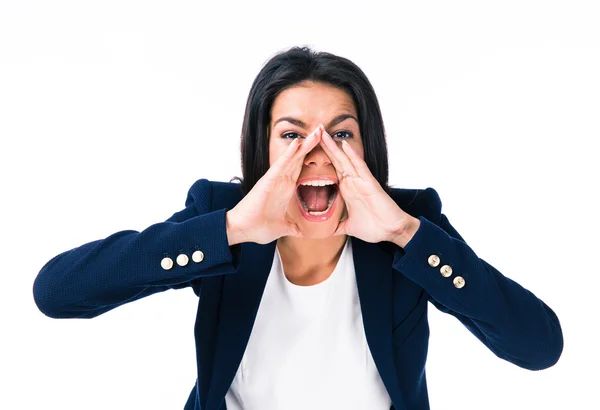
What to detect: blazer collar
<box><xmin>204</xmin><ymin>237</ymin><xmax>404</xmax><ymax>409</ymax></box>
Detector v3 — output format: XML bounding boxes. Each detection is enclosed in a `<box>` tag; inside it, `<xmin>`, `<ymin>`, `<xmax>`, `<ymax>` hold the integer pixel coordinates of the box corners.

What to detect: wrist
<box><xmin>225</xmin><ymin>210</ymin><xmax>246</xmax><ymax>246</ymax></box>
<box><xmin>391</xmin><ymin>216</ymin><xmax>420</xmax><ymax>249</ymax></box>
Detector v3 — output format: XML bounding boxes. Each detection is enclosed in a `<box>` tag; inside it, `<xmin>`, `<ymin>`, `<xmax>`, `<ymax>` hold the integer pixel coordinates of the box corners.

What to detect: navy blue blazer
<box><xmin>33</xmin><ymin>178</ymin><xmax>563</xmax><ymax>410</ymax></box>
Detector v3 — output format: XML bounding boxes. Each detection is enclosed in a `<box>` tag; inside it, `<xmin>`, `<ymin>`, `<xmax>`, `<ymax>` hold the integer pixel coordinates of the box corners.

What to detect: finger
<box><xmin>285</xmin><ymin>126</ymin><xmax>323</xmax><ymax>182</ymax></box>
<box><xmin>291</xmin><ymin>126</ymin><xmax>322</xmax><ymax>163</ymax></box>
<box><xmin>316</xmin><ymin>128</ymin><xmax>346</xmax><ymax>179</ymax></box>
<box><xmin>318</xmin><ymin>126</ymin><xmax>358</xmax><ymax>179</ymax></box>
<box><xmin>340</xmin><ymin>140</ymin><xmax>371</xmax><ymax>180</ymax></box>
<box><xmin>263</xmin><ymin>126</ymin><xmax>320</xmax><ymax>187</ymax></box>
<box><xmin>261</xmin><ymin>136</ymin><xmax>302</xmax><ymax>186</ymax></box>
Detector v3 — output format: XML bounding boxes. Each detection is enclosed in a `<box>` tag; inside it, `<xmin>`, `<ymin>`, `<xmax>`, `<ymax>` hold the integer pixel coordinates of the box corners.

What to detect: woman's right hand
<box><xmin>226</xmin><ymin>125</ymin><xmax>323</xmax><ymax>245</ymax></box>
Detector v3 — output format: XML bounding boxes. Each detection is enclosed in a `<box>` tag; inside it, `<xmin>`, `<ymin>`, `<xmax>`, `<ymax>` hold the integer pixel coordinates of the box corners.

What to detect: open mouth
<box><xmin>296</xmin><ymin>183</ymin><xmax>338</xmax><ymax>216</ymax></box>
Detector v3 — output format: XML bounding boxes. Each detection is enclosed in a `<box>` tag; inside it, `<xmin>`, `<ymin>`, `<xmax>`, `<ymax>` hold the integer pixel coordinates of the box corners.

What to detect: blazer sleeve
<box><xmin>391</xmin><ymin>188</ymin><xmax>563</xmax><ymax>371</ymax></box>
<box><xmin>33</xmin><ymin>178</ymin><xmax>242</xmax><ymax>319</ymax></box>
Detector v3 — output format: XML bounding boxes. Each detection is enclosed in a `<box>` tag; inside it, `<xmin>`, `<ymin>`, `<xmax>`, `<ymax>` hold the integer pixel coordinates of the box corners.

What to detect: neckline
<box><xmin>276</xmin><ymin>236</ymin><xmax>350</xmax><ymax>289</ymax></box>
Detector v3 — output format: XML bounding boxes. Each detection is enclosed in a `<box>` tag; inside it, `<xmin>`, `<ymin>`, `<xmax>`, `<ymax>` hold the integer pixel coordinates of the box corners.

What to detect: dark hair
<box><xmin>230</xmin><ymin>46</ymin><xmax>390</xmax><ymax>196</ymax></box>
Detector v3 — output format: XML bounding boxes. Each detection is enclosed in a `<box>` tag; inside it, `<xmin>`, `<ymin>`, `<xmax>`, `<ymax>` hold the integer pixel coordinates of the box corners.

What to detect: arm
<box><xmin>33</xmin><ymin>179</ymin><xmax>242</xmax><ymax>319</ymax></box>
<box><xmin>391</xmin><ymin>192</ymin><xmax>563</xmax><ymax>370</ymax></box>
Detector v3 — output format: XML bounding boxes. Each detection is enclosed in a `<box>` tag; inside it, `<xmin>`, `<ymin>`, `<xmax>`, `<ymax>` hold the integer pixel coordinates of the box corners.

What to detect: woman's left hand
<box><xmin>316</xmin><ymin>124</ymin><xmax>418</xmax><ymax>245</ymax></box>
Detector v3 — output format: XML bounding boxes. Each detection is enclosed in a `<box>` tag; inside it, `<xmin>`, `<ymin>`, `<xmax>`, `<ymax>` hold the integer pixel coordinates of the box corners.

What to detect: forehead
<box><xmin>271</xmin><ymin>81</ymin><xmax>356</xmax><ymax>122</ymax></box>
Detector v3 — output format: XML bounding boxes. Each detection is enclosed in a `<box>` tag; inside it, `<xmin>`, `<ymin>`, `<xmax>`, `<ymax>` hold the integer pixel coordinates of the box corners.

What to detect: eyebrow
<box><xmin>273</xmin><ymin>113</ymin><xmax>359</xmax><ymax>129</ymax></box>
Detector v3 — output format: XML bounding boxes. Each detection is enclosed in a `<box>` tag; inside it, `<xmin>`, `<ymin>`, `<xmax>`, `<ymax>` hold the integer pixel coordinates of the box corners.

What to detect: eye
<box><xmin>332</xmin><ymin>131</ymin><xmax>353</xmax><ymax>139</ymax></box>
<box><xmin>280</xmin><ymin>130</ymin><xmax>354</xmax><ymax>140</ymax></box>
<box><xmin>281</xmin><ymin>132</ymin><xmax>302</xmax><ymax>140</ymax></box>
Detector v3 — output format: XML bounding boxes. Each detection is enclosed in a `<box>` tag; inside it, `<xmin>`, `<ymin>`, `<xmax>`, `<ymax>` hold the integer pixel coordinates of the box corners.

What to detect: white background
<box><xmin>1</xmin><ymin>1</ymin><xmax>598</xmax><ymax>409</ymax></box>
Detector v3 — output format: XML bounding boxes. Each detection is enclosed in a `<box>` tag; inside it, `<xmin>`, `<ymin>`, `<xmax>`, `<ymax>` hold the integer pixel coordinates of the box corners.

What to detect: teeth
<box><xmin>300</xmin><ymin>180</ymin><xmax>335</xmax><ymax>187</ymax></box>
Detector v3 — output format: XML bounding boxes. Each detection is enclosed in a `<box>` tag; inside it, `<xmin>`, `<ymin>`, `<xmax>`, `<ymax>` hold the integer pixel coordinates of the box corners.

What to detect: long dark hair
<box><xmin>230</xmin><ymin>46</ymin><xmax>390</xmax><ymax>196</ymax></box>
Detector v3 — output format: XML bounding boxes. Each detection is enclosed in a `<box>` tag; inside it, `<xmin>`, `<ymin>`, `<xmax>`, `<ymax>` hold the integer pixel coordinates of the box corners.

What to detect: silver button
<box><xmin>176</xmin><ymin>253</ymin><xmax>189</xmax><ymax>267</ymax></box>
<box><xmin>161</xmin><ymin>257</ymin><xmax>174</xmax><ymax>270</ymax></box>
<box><xmin>192</xmin><ymin>250</ymin><xmax>204</xmax><ymax>263</ymax></box>
<box><xmin>440</xmin><ymin>265</ymin><xmax>452</xmax><ymax>277</ymax></box>
<box><xmin>428</xmin><ymin>255</ymin><xmax>440</xmax><ymax>267</ymax></box>
<box><xmin>453</xmin><ymin>276</ymin><xmax>466</xmax><ymax>289</ymax></box>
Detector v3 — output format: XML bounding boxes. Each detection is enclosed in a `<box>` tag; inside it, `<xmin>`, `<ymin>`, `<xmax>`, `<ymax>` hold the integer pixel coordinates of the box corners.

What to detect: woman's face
<box><xmin>268</xmin><ymin>80</ymin><xmax>365</xmax><ymax>239</ymax></box>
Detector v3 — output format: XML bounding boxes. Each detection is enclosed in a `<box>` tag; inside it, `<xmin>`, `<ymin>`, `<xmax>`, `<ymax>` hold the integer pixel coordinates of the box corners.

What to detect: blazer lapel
<box><xmin>205</xmin><ymin>240</ymin><xmax>277</xmax><ymax>410</ymax></box>
<box><xmin>352</xmin><ymin>237</ymin><xmax>404</xmax><ymax>408</ymax></box>
<box><xmin>204</xmin><ymin>237</ymin><xmax>404</xmax><ymax>410</ymax></box>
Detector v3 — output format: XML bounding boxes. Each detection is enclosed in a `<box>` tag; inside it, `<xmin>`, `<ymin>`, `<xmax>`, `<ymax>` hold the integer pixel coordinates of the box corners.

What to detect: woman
<box><xmin>33</xmin><ymin>46</ymin><xmax>563</xmax><ymax>410</ymax></box>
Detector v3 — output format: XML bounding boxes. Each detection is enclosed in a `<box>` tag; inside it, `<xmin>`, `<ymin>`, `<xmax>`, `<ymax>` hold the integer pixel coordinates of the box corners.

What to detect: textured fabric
<box><xmin>225</xmin><ymin>236</ymin><xmax>392</xmax><ymax>410</ymax></box>
<box><xmin>32</xmin><ymin>178</ymin><xmax>564</xmax><ymax>410</ymax></box>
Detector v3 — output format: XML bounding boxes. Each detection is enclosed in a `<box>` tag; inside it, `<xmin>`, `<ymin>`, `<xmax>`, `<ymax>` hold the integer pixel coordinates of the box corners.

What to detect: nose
<box><xmin>303</xmin><ymin>142</ymin><xmax>333</xmax><ymax>168</ymax></box>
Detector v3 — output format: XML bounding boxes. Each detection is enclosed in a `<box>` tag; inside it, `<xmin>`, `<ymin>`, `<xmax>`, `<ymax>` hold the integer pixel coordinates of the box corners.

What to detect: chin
<box><xmin>294</xmin><ymin>208</ymin><xmax>345</xmax><ymax>239</ymax></box>
<box><xmin>297</xmin><ymin>223</ymin><xmax>338</xmax><ymax>239</ymax></box>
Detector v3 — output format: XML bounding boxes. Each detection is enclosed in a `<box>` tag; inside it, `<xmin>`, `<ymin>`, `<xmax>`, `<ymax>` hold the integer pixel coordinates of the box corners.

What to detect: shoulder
<box><xmin>184</xmin><ymin>178</ymin><xmax>245</xmax><ymax>215</ymax></box>
<box><xmin>376</xmin><ymin>186</ymin><xmax>448</xmax><ymax>256</ymax></box>
<box><xmin>388</xmin><ymin>185</ymin><xmax>443</xmax><ymax>225</ymax></box>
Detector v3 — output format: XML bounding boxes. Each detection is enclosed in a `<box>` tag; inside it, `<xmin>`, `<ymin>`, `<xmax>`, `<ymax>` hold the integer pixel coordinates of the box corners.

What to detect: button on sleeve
<box><xmin>192</xmin><ymin>250</ymin><xmax>204</xmax><ymax>263</ymax></box>
<box><xmin>176</xmin><ymin>253</ymin><xmax>189</xmax><ymax>267</ymax></box>
<box><xmin>161</xmin><ymin>257</ymin><xmax>174</xmax><ymax>270</ymax></box>
<box><xmin>440</xmin><ymin>264</ymin><xmax>453</xmax><ymax>277</ymax></box>
<box><xmin>428</xmin><ymin>254</ymin><xmax>440</xmax><ymax>267</ymax></box>
<box><xmin>453</xmin><ymin>276</ymin><xmax>466</xmax><ymax>288</ymax></box>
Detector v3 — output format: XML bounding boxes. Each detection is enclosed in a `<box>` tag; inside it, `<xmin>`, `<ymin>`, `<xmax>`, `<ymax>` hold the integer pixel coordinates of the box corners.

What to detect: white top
<box><xmin>225</xmin><ymin>236</ymin><xmax>392</xmax><ymax>410</ymax></box>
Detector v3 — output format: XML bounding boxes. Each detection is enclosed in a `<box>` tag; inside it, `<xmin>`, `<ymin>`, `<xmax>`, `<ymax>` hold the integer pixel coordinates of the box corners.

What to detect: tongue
<box><xmin>298</xmin><ymin>185</ymin><xmax>332</xmax><ymax>212</ymax></box>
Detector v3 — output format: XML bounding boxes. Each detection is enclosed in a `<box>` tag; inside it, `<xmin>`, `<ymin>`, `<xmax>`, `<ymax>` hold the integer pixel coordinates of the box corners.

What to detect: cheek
<box><xmin>269</xmin><ymin>142</ymin><xmax>287</xmax><ymax>166</ymax></box>
<box><xmin>268</xmin><ymin>146</ymin><xmax>275</xmax><ymax>166</ymax></box>
<box><xmin>353</xmin><ymin>143</ymin><xmax>365</xmax><ymax>160</ymax></box>
<box><xmin>337</xmin><ymin>195</ymin><xmax>347</xmax><ymax>211</ymax></box>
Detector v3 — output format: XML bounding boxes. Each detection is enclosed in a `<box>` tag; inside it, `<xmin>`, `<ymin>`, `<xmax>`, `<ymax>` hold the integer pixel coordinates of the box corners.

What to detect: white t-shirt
<box><xmin>225</xmin><ymin>236</ymin><xmax>392</xmax><ymax>410</ymax></box>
